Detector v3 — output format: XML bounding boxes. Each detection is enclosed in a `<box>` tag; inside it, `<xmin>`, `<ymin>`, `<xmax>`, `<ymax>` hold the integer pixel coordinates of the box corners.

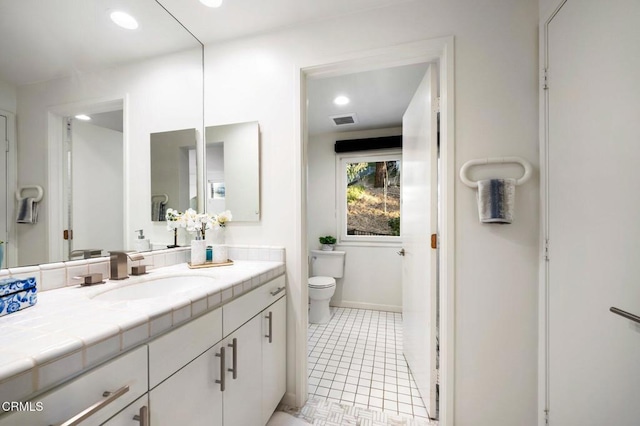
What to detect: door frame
<box><xmin>0</xmin><ymin>109</ymin><xmax>17</xmax><ymax>267</ymax></box>
<box><xmin>294</xmin><ymin>36</ymin><xmax>455</xmax><ymax>425</ymax></box>
<box><xmin>538</xmin><ymin>1</ymin><xmax>567</xmax><ymax>425</ymax></box>
<box><xmin>47</xmin><ymin>96</ymin><xmax>128</xmax><ymax>262</ymax></box>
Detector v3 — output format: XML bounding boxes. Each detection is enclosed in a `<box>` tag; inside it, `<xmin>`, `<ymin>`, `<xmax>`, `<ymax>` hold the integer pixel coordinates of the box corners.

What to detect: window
<box><xmin>338</xmin><ymin>151</ymin><xmax>401</xmax><ymax>243</ymax></box>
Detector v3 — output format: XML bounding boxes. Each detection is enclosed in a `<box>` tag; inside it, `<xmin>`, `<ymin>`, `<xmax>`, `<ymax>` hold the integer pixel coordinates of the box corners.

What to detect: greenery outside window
<box><xmin>338</xmin><ymin>150</ymin><xmax>401</xmax><ymax>244</ymax></box>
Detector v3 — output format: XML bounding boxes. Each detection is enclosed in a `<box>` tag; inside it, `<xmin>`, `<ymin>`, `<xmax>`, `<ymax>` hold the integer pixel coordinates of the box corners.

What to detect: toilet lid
<box><xmin>309</xmin><ymin>276</ymin><xmax>336</xmax><ymax>288</ymax></box>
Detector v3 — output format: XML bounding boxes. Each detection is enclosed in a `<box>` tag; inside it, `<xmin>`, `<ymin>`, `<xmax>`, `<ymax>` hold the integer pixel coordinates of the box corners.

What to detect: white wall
<box><xmin>206</xmin><ymin>143</ymin><xmax>226</xmax><ymax>213</ymax></box>
<box><xmin>308</xmin><ymin>128</ymin><xmax>403</xmax><ymax>311</ymax></box>
<box><xmin>0</xmin><ymin>80</ymin><xmax>16</xmax><ymax>113</ymax></box>
<box><xmin>204</xmin><ymin>1</ymin><xmax>539</xmax><ymax>424</ymax></box>
<box><xmin>16</xmin><ymin>48</ymin><xmax>202</xmax><ymax>265</ymax></box>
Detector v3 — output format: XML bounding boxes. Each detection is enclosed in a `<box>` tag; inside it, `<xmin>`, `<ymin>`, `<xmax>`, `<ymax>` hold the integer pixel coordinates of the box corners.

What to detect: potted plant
<box><xmin>319</xmin><ymin>236</ymin><xmax>337</xmax><ymax>251</ymax></box>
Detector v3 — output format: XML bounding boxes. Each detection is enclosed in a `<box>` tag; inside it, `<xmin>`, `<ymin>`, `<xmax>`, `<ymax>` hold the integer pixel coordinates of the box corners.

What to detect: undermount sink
<box><xmin>92</xmin><ymin>276</ymin><xmax>215</xmax><ymax>302</ymax></box>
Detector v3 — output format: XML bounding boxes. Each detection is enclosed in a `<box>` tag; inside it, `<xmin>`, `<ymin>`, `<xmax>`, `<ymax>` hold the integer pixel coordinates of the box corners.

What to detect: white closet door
<box><xmin>547</xmin><ymin>0</ymin><xmax>640</xmax><ymax>424</ymax></box>
<box><xmin>401</xmin><ymin>63</ymin><xmax>438</xmax><ymax>417</ymax></box>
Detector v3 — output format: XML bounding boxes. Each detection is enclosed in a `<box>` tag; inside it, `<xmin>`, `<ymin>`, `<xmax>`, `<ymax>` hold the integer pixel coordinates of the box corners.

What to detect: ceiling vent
<box><xmin>329</xmin><ymin>113</ymin><xmax>359</xmax><ymax>127</ymax></box>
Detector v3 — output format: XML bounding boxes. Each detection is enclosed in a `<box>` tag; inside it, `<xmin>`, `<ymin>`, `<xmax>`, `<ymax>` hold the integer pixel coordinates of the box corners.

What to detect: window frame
<box><xmin>336</xmin><ymin>149</ymin><xmax>402</xmax><ymax>246</ymax></box>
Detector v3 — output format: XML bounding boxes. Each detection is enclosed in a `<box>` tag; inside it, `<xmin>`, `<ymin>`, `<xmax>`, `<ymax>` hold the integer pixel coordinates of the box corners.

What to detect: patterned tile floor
<box><xmin>299</xmin><ymin>307</ymin><xmax>437</xmax><ymax>425</ymax></box>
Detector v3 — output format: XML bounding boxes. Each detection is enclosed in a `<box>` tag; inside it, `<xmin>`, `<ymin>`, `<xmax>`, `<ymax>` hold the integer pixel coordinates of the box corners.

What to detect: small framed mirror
<box><xmin>205</xmin><ymin>121</ymin><xmax>260</xmax><ymax>221</ymax></box>
<box><xmin>150</xmin><ymin>128</ymin><xmax>197</xmax><ymax>220</ymax></box>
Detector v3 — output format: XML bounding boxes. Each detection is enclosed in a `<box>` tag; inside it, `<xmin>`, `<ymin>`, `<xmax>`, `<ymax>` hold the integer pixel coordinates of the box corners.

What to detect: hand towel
<box><xmin>477</xmin><ymin>178</ymin><xmax>515</xmax><ymax>224</ymax></box>
<box><xmin>16</xmin><ymin>197</ymin><xmax>39</xmax><ymax>224</ymax></box>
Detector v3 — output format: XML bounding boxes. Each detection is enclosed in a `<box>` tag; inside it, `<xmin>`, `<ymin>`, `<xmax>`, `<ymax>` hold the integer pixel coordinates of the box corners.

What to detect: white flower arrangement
<box><xmin>215</xmin><ymin>210</ymin><xmax>233</xmax><ymax>228</ymax></box>
<box><xmin>165</xmin><ymin>208</ymin><xmax>231</xmax><ymax>240</ymax></box>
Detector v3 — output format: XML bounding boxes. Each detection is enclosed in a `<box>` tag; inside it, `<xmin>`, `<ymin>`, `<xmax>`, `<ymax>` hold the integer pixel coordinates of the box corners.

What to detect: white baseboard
<box><xmin>281</xmin><ymin>392</ymin><xmax>298</xmax><ymax>408</ymax></box>
<box><xmin>331</xmin><ymin>300</ymin><xmax>402</xmax><ymax>313</ymax></box>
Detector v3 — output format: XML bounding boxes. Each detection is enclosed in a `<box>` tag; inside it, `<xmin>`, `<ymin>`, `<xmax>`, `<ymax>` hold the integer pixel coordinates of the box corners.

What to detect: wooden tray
<box><xmin>187</xmin><ymin>259</ymin><xmax>234</xmax><ymax>269</ymax></box>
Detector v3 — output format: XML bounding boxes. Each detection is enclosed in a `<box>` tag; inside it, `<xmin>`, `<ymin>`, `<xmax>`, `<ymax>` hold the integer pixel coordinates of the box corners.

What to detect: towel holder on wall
<box><xmin>459</xmin><ymin>156</ymin><xmax>533</xmax><ymax>188</ymax></box>
<box><xmin>151</xmin><ymin>194</ymin><xmax>169</xmax><ymax>203</ymax></box>
<box><xmin>15</xmin><ymin>185</ymin><xmax>44</xmax><ymax>202</ymax></box>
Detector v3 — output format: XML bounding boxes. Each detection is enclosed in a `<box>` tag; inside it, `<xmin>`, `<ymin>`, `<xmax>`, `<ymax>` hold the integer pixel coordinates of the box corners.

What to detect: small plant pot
<box><xmin>321</xmin><ymin>244</ymin><xmax>335</xmax><ymax>251</ymax></box>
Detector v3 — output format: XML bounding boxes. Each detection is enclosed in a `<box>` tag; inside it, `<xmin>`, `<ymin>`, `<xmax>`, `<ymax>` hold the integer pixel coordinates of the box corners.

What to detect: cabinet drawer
<box><xmin>102</xmin><ymin>394</ymin><xmax>148</xmax><ymax>425</ymax></box>
<box><xmin>148</xmin><ymin>307</ymin><xmax>222</xmax><ymax>389</ymax></box>
<box><xmin>223</xmin><ymin>275</ymin><xmax>286</xmax><ymax>336</ymax></box>
<box><xmin>0</xmin><ymin>346</ymin><xmax>147</xmax><ymax>426</ymax></box>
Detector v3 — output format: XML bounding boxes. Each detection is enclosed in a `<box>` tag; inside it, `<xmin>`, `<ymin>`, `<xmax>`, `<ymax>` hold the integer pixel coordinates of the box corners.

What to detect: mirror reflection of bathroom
<box><xmin>61</xmin><ymin>102</ymin><xmax>125</xmax><ymax>261</ymax></box>
<box><xmin>205</xmin><ymin>121</ymin><xmax>260</xmax><ymax>221</ymax></box>
<box><xmin>305</xmin><ymin>62</ymin><xmax>439</xmax><ymax>420</ymax></box>
<box><xmin>150</xmin><ymin>128</ymin><xmax>198</xmax><ymax>221</ymax></box>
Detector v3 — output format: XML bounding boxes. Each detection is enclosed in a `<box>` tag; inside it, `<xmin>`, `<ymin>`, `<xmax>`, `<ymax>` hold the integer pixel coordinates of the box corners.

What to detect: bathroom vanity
<box><xmin>0</xmin><ymin>247</ymin><xmax>286</xmax><ymax>425</ymax></box>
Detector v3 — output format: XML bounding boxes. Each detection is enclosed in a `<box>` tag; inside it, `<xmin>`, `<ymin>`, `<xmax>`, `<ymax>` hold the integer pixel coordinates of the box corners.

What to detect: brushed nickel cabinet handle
<box><xmin>133</xmin><ymin>405</ymin><xmax>148</xmax><ymax>426</ymax></box>
<box><xmin>215</xmin><ymin>347</ymin><xmax>226</xmax><ymax>392</ymax></box>
<box><xmin>265</xmin><ymin>311</ymin><xmax>273</xmax><ymax>343</ymax></box>
<box><xmin>227</xmin><ymin>338</ymin><xmax>238</xmax><ymax>379</ymax></box>
<box><xmin>55</xmin><ymin>385</ymin><xmax>130</xmax><ymax>426</ymax></box>
<box><xmin>270</xmin><ymin>286</ymin><xmax>286</xmax><ymax>296</ymax></box>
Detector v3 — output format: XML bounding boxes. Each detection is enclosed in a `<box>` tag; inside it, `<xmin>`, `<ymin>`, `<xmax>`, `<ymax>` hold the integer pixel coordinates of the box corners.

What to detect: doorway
<box><xmin>64</xmin><ymin>110</ymin><xmax>124</xmax><ymax>259</ymax></box>
<box><xmin>0</xmin><ymin>109</ymin><xmax>16</xmax><ymax>268</ymax></box>
<box><xmin>296</xmin><ymin>36</ymin><xmax>455</xmax><ymax>425</ymax></box>
<box><xmin>47</xmin><ymin>97</ymin><xmax>126</xmax><ymax>263</ymax></box>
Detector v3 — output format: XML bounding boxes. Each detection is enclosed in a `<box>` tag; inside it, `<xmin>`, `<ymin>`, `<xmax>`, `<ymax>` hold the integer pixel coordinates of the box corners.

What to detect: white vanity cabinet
<box><xmin>0</xmin><ymin>346</ymin><xmax>148</xmax><ymax>426</ymax></box>
<box><xmin>149</xmin><ymin>274</ymin><xmax>287</xmax><ymax>426</ymax></box>
<box><xmin>221</xmin><ymin>314</ymin><xmax>263</xmax><ymax>426</ymax></box>
<box><xmin>261</xmin><ymin>295</ymin><xmax>287</xmax><ymax>425</ymax></box>
<box><xmin>102</xmin><ymin>395</ymin><xmax>149</xmax><ymax>425</ymax></box>
<box><xmin>149</xmin><ymin>343</ymin><xmax>224</xmax><ymax>426</ymax></box>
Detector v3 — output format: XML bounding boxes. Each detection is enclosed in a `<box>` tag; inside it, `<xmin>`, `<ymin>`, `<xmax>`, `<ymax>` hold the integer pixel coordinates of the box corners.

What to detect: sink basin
<box><xmin>92</xmin><ymin>276</ymin><xmax>215</xmax><ymax>302</ymax></box>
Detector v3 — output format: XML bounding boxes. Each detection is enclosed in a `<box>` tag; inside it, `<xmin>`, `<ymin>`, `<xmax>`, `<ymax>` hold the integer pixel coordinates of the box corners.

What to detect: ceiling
<box><xmin>0</xmin><ymin>0</ymin><xmax>200</xmax><ymax>86</ymax></box>
<box><xmin>0</xmin><ymin>0</ymin><xmax>426</xmax><ymax>135</ymax></box>
<box><xmin>306</xmin><ymin>63</ymin><xmax>429</xmax><ymax>136</ymax></box>
<box><xmin>157</xmin><ymin>0</ymin><xmax>414</xmax><ymax>45</ymax></box>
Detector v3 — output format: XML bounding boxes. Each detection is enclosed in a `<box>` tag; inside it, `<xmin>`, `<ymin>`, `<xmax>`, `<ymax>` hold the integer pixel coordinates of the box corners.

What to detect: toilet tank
<box><xmin>309</xmin><ymin>250</ymin><xmax>346</xmax><ymax>278</ymax></box>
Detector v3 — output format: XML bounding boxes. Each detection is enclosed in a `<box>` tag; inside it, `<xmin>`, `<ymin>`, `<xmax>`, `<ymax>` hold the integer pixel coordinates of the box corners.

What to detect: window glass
<box><xmin>340</xmin><ymin>153</ymin><xmax>401</xmax><ymax>242</ymax></box>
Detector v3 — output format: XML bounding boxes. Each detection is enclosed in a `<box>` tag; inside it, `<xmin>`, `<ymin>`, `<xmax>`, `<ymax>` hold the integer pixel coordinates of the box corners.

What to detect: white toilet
<box><xmin>308</xmin><ymin>250</ymin><xmax>345</xmax><ymax>324</ymax></box>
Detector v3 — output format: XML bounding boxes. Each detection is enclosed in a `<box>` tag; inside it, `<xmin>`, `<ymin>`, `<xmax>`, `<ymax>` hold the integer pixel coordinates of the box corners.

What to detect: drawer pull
<box><xmin>270</xmin><ymin>286</ymin><xmax>286</xmax><ymax>296</ymax></box>
<box><xmin>55</xmin><ymin>385</ymin><xmax>130</xmax><ymax>426</ymax></box>
<box><xmin>227</xmin><ymin>338</ymin><xmax>238</xmax><ymax>379</ymax></box>
<box><xmin>215</xmin><ymin>347</ymin><xmax>226</xmax><ymax>391</ymax></box>
<box><xmin>265</xmin><ymin>311</ymin><xmax>273</xmax><ymax>343</ymax></box>
<box><xmin>133</xmin><ymin>405</ymin><xmax>149</xmax><ymax>426</ymax></box>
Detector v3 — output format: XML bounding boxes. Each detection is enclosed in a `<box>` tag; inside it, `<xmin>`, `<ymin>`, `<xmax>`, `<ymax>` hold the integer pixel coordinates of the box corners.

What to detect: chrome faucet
<box><xmin>109</xmin><ymin>251</ymin><xmax>145</xmax><ymax>280</ymax></box>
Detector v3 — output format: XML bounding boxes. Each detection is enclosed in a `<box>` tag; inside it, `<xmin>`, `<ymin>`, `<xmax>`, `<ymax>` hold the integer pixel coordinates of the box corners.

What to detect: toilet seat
<box><xmin>308</xmin><ymin>276</ymin><xmax>335</xmax><ymax>288</ymax></box>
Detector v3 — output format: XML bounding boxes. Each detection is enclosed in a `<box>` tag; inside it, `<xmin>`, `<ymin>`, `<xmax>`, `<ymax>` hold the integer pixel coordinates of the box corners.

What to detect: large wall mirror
<box><xmin>0</xmin><ymin>0</ymin><xmax>203</xmax><ymax>267</ymax></box>
<box><xmin>205</xmin><ymin>122</ymin><xmax>260</xmax><ymax>222</ymax></box>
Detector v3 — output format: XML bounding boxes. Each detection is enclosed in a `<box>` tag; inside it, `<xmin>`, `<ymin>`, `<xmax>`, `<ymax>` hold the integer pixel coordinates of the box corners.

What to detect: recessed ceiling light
<box><xmin>75</xmin><ymin>114</ymin><xmax>91</xmax><ymax>121</ymax></box>
<box><xmin>200</xmin><ymin>0</ymin><xmax>223</xmax><ymax>7</ymax></box>
<box><xmin>110</xmin><ymin>11</ymin><xmax>139</xmax><ymax>30</ymax></box>
<box><xmin>333</xmin><ymin>95</ymin><xmax>350</xmax><ymax>106</ymax></box>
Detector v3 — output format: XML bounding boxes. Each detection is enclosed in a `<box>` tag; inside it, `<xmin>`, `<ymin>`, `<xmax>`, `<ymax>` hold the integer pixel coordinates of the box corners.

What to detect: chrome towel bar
<box><xmin>610</xmin><ymin>307</ymin><xmax>640</xmax><ymax>325</ymax></box>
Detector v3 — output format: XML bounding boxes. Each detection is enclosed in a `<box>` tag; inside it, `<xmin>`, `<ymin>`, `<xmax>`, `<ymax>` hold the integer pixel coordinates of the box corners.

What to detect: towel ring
<box><xmin>151</xmin><ymin>194</ymin><xmax>169</xmax><ymax>203</ymax></box>
<box><xmin>459</xmin><ymin>156</ymin><xmax>533</xmax><ymax>189</ymax></box>
<box><xmin>15</xmin><ymin>185</ymin><xmax>44</xmax><ymax>202</ymax></box>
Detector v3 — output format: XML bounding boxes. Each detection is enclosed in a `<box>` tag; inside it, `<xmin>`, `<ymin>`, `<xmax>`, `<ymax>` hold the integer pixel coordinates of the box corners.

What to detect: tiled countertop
<box><xmin>0</xmin><ymin>259</ymin><xmax>286</xmax><ymax>403</ymax></box>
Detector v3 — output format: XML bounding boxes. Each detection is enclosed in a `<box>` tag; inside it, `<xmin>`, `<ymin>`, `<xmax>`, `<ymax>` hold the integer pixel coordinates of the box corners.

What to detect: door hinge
<box><xmin>544</xmin><ymin>239</ymin><xmax>550</xmax><ymax>261</ymax></box>
<box><xmin>431</xmin><ymin>233</ymin><xmax>438</xmax><ymax>249</ymax></box>
<box><xmin>545</xmin><ymin>409</ymin><xmax>550</xmax><ymax>425</ymax></box>
<box><xmin>543</xmin><ymin>68</ymin><xmax>549</xmax><ymax>90</ymax></box>
<box><xmin>5</xmin><ymin>138</ymin><xmax>8</xmax><ymax>153</ymax></box>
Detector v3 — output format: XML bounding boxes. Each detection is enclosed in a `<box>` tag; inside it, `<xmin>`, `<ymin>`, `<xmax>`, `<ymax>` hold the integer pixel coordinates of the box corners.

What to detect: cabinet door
<box><xmin>223</xmin><ymin>314</ymin><xmax>262</xmax><ymax>426</ymax></box>
<box><xmin>150</xmin><ymin>344</ymin><xmax>223</xmax><ymax>426</ymax></box>
<box><xmin>0</xmin><ymin>346</ymin><xmax>147</xmax><ymax>426</ymax></box>
<box><xmin>261</xmin><ymin>295</ymin><xmax>287</xmax><ymax>425</ymax></box>
<box><xmin>102</xmin><ymin>394</ymin><xmax>148</xmax><ymax>425</ymax></box>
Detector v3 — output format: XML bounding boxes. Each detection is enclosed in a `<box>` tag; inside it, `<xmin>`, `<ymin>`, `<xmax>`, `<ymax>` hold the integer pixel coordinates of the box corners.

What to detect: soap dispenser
<box><xmin>134</xmin><ymin>229</ymin><xmax>150</xmax><ymax>252</ymax></box>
